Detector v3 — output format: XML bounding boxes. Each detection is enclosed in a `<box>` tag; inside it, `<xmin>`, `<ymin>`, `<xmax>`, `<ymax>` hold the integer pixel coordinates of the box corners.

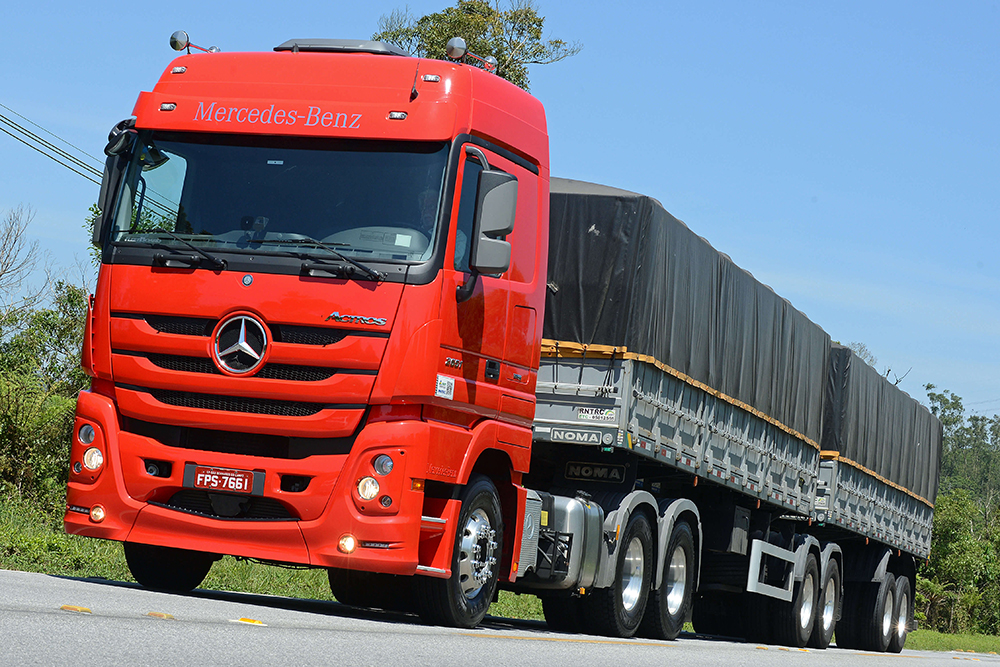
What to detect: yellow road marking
<box><xmin>231</xmin><ymin>617</ymin><xmax>266</xmax><ymax>626</ymax></box>
<box><xmin>147</xmin><ymin>612</ymin><xmax>174</xmax><ymax>620</ymax></box>
<box><xmin>60</xmin><ymin>605</ymin><xmax>92</xmax><ymax>614</ymax></box>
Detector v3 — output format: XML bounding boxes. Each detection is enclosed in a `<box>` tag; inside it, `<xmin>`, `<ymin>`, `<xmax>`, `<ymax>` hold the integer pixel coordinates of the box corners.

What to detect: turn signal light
<box><xmin>338</xmin><ymin>534</ymin><xmax>358</xmax><ymax>554</ymax></box>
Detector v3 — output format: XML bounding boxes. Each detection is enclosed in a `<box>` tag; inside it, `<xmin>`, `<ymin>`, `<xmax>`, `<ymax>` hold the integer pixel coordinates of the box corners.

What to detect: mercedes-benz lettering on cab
<box><xmin>66</xmin><ymin>37</ymin><xmax>549</xmax><ymax>627</ymax></box>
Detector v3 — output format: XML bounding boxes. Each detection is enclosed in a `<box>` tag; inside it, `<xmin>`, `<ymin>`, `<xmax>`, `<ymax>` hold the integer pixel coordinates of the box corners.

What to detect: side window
<box><xmin>454</xmin><ymin>156</ymin><xmax>483</xmax><ymax>272</ymax></box>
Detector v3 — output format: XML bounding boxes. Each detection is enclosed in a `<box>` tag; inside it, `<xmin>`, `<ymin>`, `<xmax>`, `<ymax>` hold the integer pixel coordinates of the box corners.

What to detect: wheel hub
<box><xmin>621</xmin><ymin>536</ymin><xmax>645</xmax><ymax>612</ymax></box>
<box><xmin>458</xmin><ymin>508</ymin><xmax>497</xmax><ymax>599</ymax></box>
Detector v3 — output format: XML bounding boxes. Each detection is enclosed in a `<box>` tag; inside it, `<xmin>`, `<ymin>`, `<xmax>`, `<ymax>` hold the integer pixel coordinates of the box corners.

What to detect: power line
<box><xmin>0</xmin><ymin>108</ymin><xmax>102</xmax><ymax>184</ymax></box>
<box><xmin>0</xmin><ymin>102</ymin><xmax>104</xmax><ymax>169</ymax></box>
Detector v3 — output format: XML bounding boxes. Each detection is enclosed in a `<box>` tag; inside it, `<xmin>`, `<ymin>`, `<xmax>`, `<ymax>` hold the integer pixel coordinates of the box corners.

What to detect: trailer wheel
<box><xmin>416</xmin><ymin>474</ymin><xmax>503</xmax><ymax>628</ymax></box>
<box><xmin>887</xmin><ymin>575</ymin><xmax>911</xmax><ymax>653</ymax></box>
<box><xmin>542</xmin><ymin>595</ymin><xmax>585</xmax><ymax>633</ymax></box>
<box><xmin>639</xmin><ymin>521</ymin><xmax>694</xmax><ymax>640</ymax></box>
<box><xmin>328</xmin><ymin>568</ymin><xmax>413</xmax><ymax>612</ymax></box>
<box><xmin>124</xmin><ymin>542</ymin><xmax>214</xmax><ymax>593</ymax></box>
<box><xmin>775</xmin><ymin>553</ymin><xmax>819</xmax><ymax>647</ymax></box>
<box><xmin>861</xmin><ymin>572</ymin><xmax>896</xmax><ymax>652</ymax></box>
<box><xmin>808</xmin><ymin>558</ymin><xmax>840</xmax><ymax>649</ymax></box>
<box><xmin>585</xmin><ymin>511</ymin><xmax>653</xmax><ymax>637</ymax></box>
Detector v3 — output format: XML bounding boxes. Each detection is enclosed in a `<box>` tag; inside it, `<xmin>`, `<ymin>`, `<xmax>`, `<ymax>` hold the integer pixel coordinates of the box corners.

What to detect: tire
<box><xmin>860</xmin><ymin>573</ymin><xmax>896</xmax><ymax>652</ymax></box>
<box><xmin>584</xmin><ymin>511</ymin><xmax>653</xmax><ymax>638</ymax></box>
<box><xmin>124</xmin><ymin>541</ymin><xmax>214</xmax><ymax>593</ymax></box>
<box><xmin>416</xmin><ymin>475</ymin><xmax>503</xmax><ymax>628</ymax></box>
<box><xmin>639</xmin><ymin>521</ymin><xmax>694</xmax><ymax>640</ymax></box>
<box><xmin>775</xmin><ymin>553</ymin><xmax>819</xmax><ymax>647</ymax></box>
<box><xmin>328</xmin><ymin>568</ymin><xmax>414</xmax><ymax>612</ymax></box>
<box><xmin>887</xmin><ymin>575</ymin><xmax>912</xmax><ymax>653</ymax></box>
<box><xmin>542</xmin><ymin>595</ymin><xmax>586</xmax><ymax>633</ymax></box>
<box><xmin>808</xmin><ymin>559</ymin><xmax>841</xmax><ymax>649</ymax></box>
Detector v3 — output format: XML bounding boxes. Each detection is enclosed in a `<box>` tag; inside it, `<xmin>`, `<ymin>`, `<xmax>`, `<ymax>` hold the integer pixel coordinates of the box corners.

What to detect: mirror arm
<box><xmin>456</xmin><ymin>271</ymin><xmax>479</xmax><ymax>304</ymax></box>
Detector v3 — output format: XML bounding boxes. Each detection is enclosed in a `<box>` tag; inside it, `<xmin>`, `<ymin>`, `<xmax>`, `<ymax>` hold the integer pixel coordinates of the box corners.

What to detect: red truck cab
<box><xmin>65</xmin><ymin>38</ymin><xmax>549</xmax><ymax>627</ymax></box>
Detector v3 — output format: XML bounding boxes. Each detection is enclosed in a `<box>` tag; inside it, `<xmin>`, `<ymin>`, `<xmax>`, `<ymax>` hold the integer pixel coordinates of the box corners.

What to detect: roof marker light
<box><xmin>171</xmin><ymin>67</ymin><xmax>187</xmax><ymax>74</ymax></box>
<box><xmin>160</xmin><ymin>103</ymin><xmax>177</xmax><ymax>112</ymax></box>
<box><xmin>422</xmin><ymin>74</ymin><xmax>441</xmax><ymax>83</ymax></box>
<box><xmin>388</xmin><ymin>111</ymin><xmax>407</xmax><ymax>121</ymax></box>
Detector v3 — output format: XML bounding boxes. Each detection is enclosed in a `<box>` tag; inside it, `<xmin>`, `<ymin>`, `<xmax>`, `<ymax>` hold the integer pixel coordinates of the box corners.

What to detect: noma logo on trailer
<box><xmin>565</xmin><ymin>461</ymin><xmax>627</xmax><ymax>483</ymax></box>
<box><xmin>326</xmin><ymin>311</ymin><xmax>387</xmax><ymax>326</ymax></box>
<box><xmin>551</xmin><ymin>427</ymin><xmax>602</xmax><ymax>444</ymax></box>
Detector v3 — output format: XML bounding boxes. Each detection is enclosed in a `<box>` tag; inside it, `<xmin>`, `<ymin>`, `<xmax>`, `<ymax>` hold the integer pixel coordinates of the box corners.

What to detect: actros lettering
<box><xmin>194</xmin><ymin>102</ymin><xmax>362</xmax><ymax>129</ymax></box>
<box><xmin>326</xmin><ymin>311</ymin><xmax>387</xmax><ymax>326</ymax></box>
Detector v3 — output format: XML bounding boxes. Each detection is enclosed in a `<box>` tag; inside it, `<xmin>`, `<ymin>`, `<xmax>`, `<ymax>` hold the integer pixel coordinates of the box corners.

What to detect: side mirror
<box><xmin>469</xmin><ymin>170</ymin><xmax>517</xmax><ymax>275</ymax></box>
<box><xmin>94</xmin><ymin>119</ymin><xmax>136</xmax><ymax>246</ymax></box>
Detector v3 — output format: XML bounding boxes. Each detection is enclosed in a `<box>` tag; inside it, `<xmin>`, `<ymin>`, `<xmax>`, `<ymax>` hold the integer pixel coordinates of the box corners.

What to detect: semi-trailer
<box><xmin>66</xmin><ymin>34</ymin><xmax>941</xmax><ymax>652</ymax></box>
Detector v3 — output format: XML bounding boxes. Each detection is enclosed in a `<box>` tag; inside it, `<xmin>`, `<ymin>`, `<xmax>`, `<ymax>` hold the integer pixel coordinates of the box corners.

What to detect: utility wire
<box><xmin>0</xmin><ymin>102</ymin><xmax>104</xmax><ymax>169</ymax></box>
<box><xmin>0</xmin><ymin>111</ymin><xmax>102</xmax><ymax>181</ymax></box>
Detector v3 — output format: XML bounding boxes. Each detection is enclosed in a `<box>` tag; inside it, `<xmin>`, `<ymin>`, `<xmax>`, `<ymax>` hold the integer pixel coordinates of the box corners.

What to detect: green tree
<box><xmin>373</xmin><ymin>0</ymin><xmax>581</xmax><ymax>90</ymax></box>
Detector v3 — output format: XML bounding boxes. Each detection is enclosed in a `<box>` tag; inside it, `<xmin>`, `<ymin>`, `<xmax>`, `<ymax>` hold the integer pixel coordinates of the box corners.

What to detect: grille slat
<box><xmin>149</xmin><ymin>388</ymin><xmax>326</xmax><ymax>416</ymax></box>
<box><xmin>144</xmin><ymin>353</ymin><xmax>337</xmax><ymax>381</ymax></box>
<box><xmin>158</xmin><ymin>489</ymin><xmax>296</xmax><ymax>521</ymax></box>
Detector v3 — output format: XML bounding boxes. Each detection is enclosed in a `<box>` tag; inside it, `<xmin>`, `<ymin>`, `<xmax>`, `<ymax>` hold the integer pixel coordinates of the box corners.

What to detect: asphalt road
<box><xmin>0</xmin><ymin>569</ymin><xmax>991</xmax><ymax>666</ymax></box>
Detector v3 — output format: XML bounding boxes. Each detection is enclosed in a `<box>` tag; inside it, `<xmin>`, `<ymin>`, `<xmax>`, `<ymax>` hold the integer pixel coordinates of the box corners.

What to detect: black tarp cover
<box><xmin>543</xmin><ymin>178</ymin><xmax>830</xmax><ymax>448</ymax></box>
<box><xmin>823</xmin><ymin>345</ymin><xmax>942</xmax><ymax>506</ymax></box>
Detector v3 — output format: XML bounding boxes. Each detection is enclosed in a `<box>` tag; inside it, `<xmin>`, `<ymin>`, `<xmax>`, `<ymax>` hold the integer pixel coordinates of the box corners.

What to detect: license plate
<box><xmin>192</xmin><ymin>466</ymin><xmax>254</xmax><ymax>493</ymax></box>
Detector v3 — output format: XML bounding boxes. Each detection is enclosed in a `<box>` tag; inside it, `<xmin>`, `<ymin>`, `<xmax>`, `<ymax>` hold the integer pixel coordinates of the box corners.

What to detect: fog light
<box><xmin>373</xmin><ymin>454</ymin><xmax>393</xmax><ymax>476</ymax></box>
<box><xmin>338</xmin><ymin>534</ymin><xmax>358</xmax><ymax>554</ymax></box>
<box><xmin>82</xmin><ymin>447</ymin><xmax>104</xmax><ymax>471</ymax></box>
<box><xmin>379</xmin><ymin>495</ymin><xmax>392</xmax><ymax>507</ymax></box>
<box><xmin>357</xmin><ymin>476</ymin><xmax>379</xmax><ymax>501</ymax></box>
<box><xmin>73</xmin><ymin>462</ymin><xmax>82</xmax><ymax>474</ymax></box>
<box><xmin>89</xmin><ymin>505</ymin><xmax>106</xmax><ymax>523</ymax></box>
<box><xmin>78</xmin><ymin>424</ymin><xmax>96</xmax><ymax>444</ymax></box>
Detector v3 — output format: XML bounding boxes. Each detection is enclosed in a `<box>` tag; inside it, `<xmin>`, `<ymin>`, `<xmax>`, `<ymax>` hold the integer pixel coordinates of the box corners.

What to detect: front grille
<box><xmin>145</xmin><ymin>353</ymin><xmax>336</xmax><ymax>381</ymax></box>
<box><xmin>149</xmin><ymin>388</ymin><xmax>327</xmax><ymax>416</ymax></box>
<box><xmin>157</xmin><ymin>489</ymin><xmax>296</xmax><ymax>520</ymax></box>
<box><xmin>123</xmin><ymin>418</ymin><xmax>355</xmax><ymax>458</ymax></box>
<box><xmin>274</xmin><ymin>325</ymin><xmax>349</xmax><ymax>346</ymax></box>
<box><xmin>145</xmin><ymin>315</ymin><xmax>215</xmax><ymax>336</ymax></box>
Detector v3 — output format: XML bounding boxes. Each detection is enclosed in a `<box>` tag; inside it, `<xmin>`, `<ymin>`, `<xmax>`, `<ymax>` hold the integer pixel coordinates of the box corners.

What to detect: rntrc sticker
<box><xmin>577</xmin><ymin>407</ymin><xmax>617</xmax><ymax>423</ymax></box>
<box><xmin>435</xmin><ymin>375</ymin><xmax>455</xmax><ymax>400</ymax></box>
<box><xmin>565</xmin><ymin>461</ymin><xmax>627</xmax><ymax>483</ymax></box>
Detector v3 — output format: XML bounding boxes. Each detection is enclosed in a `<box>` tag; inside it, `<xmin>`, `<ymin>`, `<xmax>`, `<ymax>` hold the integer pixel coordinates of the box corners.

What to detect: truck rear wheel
<box><xmin>416</xmin><ymin>474</ymin><xmax>503</xmax><ymax>628</ymax></box>
<box><xmin>775</xmin><ymin>553</ymin><xmax>819</xmax><ymax>647</ymax></box>
<box><xmin>584</xmin><ymin>511</ymin><xmax>653</xmax><ymax>637</ymax></box>
<box><xmin>639</xmin><ymin>521</ymin><xmax>694</xmax><ymax>640</ymax></box>
<box><xmin>124</xmin><ymin>542</ymin><xmax>214</xmax><ymax>593</ymax></box>
<box><xmin>887</xmin><ymin>575</ymin><xmax>911</xmax><ymax>653</ymax></box>
<box><xmin>861</xmin><ymin>572</ymin><xmax>896</xmax><ymax>652</ymax></box>
<box><xmin>808</xmin><ymin>559</ymin><xmax>840</xmax><ymax>649</ymax></box>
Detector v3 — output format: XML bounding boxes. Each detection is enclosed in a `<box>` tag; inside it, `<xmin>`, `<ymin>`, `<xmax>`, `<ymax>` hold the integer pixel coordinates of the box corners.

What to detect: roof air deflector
<box><xmin>274</xmin><ymin>39</ymin><xmax>409</xmax><ymax>56</ymax></box>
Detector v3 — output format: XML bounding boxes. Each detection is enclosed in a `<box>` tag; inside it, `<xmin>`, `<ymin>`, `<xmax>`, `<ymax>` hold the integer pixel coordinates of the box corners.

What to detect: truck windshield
<box><xmin>109</xmin><ymin>131</ymin><xmax>449</xmax><ymax>263</ymax></box>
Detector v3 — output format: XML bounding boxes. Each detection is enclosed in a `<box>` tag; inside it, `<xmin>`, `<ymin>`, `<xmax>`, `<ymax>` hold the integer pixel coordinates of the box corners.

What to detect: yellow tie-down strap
<box><xmin>540</xmin><ymin>339</ymin><xmax>820</xmax><ymax>452</ymax></box>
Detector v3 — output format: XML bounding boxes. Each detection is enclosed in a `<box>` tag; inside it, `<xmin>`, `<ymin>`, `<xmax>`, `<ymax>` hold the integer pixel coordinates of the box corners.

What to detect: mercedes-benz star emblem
<box><xmin>214</xmin><ymin>315</ymin><xmax>267</xmax><ymax>374</ymax></box>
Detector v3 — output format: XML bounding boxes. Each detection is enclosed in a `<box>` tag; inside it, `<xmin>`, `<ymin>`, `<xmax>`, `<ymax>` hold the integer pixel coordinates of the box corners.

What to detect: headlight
<box><xmin>373</xmin><ymin>454</ymin><xmax>394</xmax><ymax>476</ymax></box>
<box><xmin>82</xmin><ymin>447</ymin><xmax>104</xmax><ymax>471</ymax></box>
<box><xmin>78</xmin><ymin>424</ymin><xmax>96</xmax><ymax>444</ymax></box>
<box><xmin>357</xmin><ymin>476</ymin><xmax>380</xmax><ymax>501</ymax></box>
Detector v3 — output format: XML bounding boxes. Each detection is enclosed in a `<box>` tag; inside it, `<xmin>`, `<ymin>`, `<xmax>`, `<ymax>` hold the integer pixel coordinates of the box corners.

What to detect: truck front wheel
<box><xmin>585</xmin><ymin>511</ymin><xmax>653</xmax><ymax>637</ymax></box>
<box><xmin>416</xmin><ymin>474</ymin><xmax>503</xmax><ymax>628</ymax></box>
<box><xmin>124</xmin><ymin>542</ymin><xmax>214</xmax><ymax>593</ymax></box>
<box><xmin>639</xmin><ymin>520</ymin><xmax>694</xmax><ymax>640</ymax></box>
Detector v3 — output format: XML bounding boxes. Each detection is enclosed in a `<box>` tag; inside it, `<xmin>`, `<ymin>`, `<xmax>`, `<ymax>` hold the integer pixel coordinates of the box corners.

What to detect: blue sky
<box><xmin>2</xmin><ymin>1</ymin><xmax>998</xmax><ymax>413</ymax></box>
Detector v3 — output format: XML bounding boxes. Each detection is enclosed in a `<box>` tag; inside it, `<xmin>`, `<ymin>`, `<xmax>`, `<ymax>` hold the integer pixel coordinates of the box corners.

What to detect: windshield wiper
<box><xmin>151</xmin><ymin>228</ymin><xmax>227</xmax><ymax>270</ymax></box>
<box><xmin>256</xmin><ymin>237</ymin><xmax>386</xmax><ymax>282</ymax></box>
